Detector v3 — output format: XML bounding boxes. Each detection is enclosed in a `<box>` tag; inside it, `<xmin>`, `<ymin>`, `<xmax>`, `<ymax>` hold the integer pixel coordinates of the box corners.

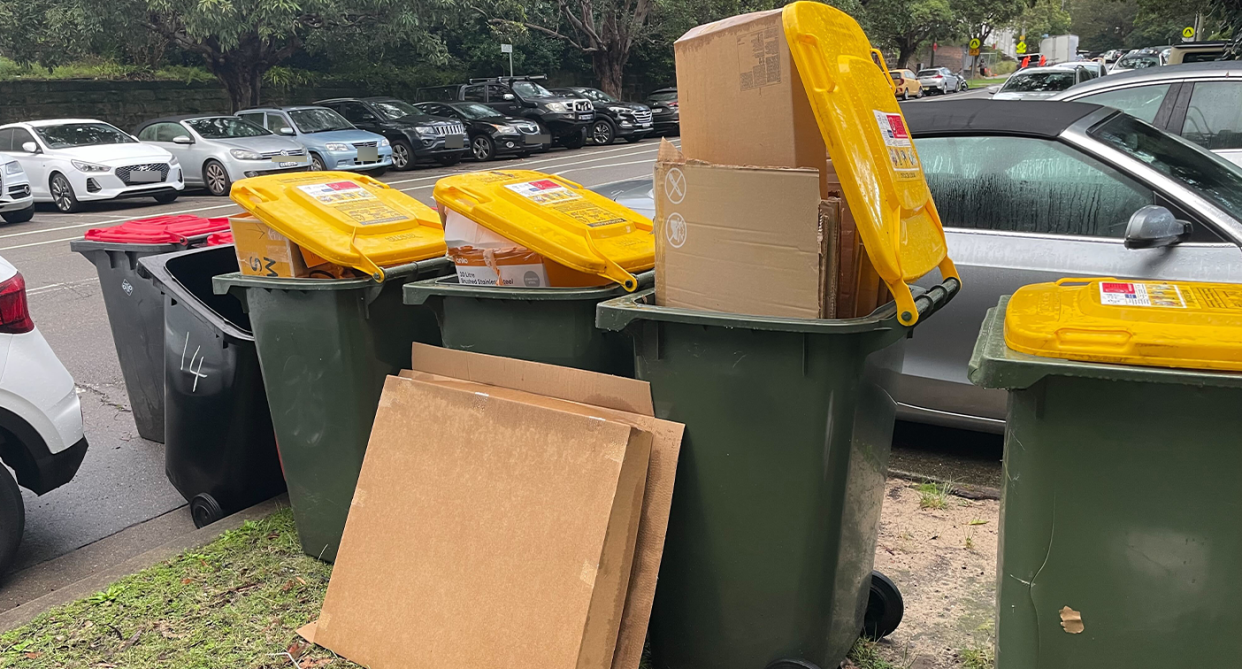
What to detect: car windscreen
<box><xmin>1001</xmin><ymin>71</ymin><xmax>1077</xmax><ymax>92</ymax></box>
<box><xmin>371</xmin><ymin>99</ymin><xmax>430</xmax><ymax>121</ymax></box>
<box><xmin>454</xmin><ymin>103</ymin><xmax>503</xmax><ymax>120</ymax></box>
<box><xmin>289</xmin><ymin>108</ymin><xmax>353</xmax><ymax>133</ymax></box>
<box><xmin>1090</xmin><ymin>113</ymin><xmax>1242</xmax><ymax>221</ymax></box>
<box><xmin>1181</xmin><ymin>51</ymin><xmax>1223</xmax><ymax>63</ymax></box>
<box><xmin>512</xmin><ymin>81</ymin><xmax>554</xmax><ymax>98</ymax></box>
<box><xmin>34</xmin><ymin>123</ymin><xmax>136</xmax><ymax>148</ymax></box>
<box><xmin>1115</xmin><ymin>54</ymin><xmax>1160</xmax><ymax>69</ymax></box>
<box><xmin>582</xmin><ymin>88</ymin><xmax>615</xmax><ymax>103</ymax></box>
<box><xmin>648</xmin><ymin>91</ymin><xmax>678</xmax><ymax>102</ymax></box>
<box><xmin>187</xmin><ymin>117</ymin><xmax>270</xmax><ymax>139</ymax></box>
<box><xmin>890</xmin><ymin>72</ymin><xmax>902</xmax><ymax>82</ymax></box>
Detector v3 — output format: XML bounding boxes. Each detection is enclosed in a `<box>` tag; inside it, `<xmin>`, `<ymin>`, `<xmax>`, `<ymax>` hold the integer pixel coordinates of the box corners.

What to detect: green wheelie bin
<box><xmin>596</xmin><ymin>284</ymin><xmax>957</xmax><ymax>669</ymax></box>
<box><xmin>402</xmin><ymin>272</ymin><xmax>653</xmax><ymax>377</ymax></box>
<box><xmin>969</xmin><ymin>283</ymin><xmax>1242</xmax><ymax>668</ymax></box>
<box><xmin>214</xmin><ymin>258</ymin><xmax>453</xmax><ymax>561</ymax></box>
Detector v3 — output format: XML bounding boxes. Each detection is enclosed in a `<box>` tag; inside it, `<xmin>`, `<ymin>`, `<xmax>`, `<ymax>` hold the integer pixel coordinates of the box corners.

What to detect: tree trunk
<box><xmin>593</xmin><ymin>49</ymin><xmax>626</xmax><ymax>98</ymax></box>
<box><xmin>208</xmin><ymin>58</ymin><xmax>264</xmax><ymax>112</ymax></box>
<box><xmin>897</xmin><ymin>41</ymin><xmax>916</xmax><ymax>69</ymax></box>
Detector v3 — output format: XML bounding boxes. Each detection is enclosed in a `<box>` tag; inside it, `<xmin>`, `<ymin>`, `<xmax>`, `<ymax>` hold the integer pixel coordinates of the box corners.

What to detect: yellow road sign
<box><xmin>969</xmin><ymin>38</ymin><xmax>982</xmax><ymax>50</ymax></box>
<box><xmin>969</xmin><ymin>47</ymin><xmax>980</xmax><ymax>56</ymax></box>
<box><xmin>1016</xmin><ymin>41</ymin><xmax>1027</xmax><ymax>54</ymax></box>
<box><xmin>1183</xmin><ymin>26</ymin><xmax>1195</xmax><ymax>39</ymax></box>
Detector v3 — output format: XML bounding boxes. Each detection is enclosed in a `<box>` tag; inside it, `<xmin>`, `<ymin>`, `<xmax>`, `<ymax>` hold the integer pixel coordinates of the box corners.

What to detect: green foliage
<box><xmin>960</xmin><ymin>644</ymin><xmax>996</xmax><ymax>669</ymax></box>
<box><xmin>865</xmin><ymin>0</ymin><xmax>957</xmax><ymax>67</ymax></box>
<box><xmin>953</xmin><ymin>0</ymin><xmax>1025</xmax><ymax>42</ymax></box>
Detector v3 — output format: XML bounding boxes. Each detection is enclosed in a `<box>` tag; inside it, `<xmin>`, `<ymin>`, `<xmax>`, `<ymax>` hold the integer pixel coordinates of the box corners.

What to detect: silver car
<box><xmin>1051</xmin><ymin>61</ymin><xmax>1242</xmax><ymax>168</ymax></box>
<box><xmin>917</xmin><ymin>67</ymin><xmax>966</xmax><ymax>95</ymax></box>
<box><xmin>601</xmin><ymin>99</ymin><xmax>1242</xmax><ymax>433</ymax></box>
<box><xmin>135</xmin><ymin>115</ymin><xmax>309</xmax><ymax>196</ymax></box>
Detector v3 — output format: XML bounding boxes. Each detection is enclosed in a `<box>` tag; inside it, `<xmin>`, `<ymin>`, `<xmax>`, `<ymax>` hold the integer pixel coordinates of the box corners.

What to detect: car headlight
<box><xmin>4</xmin><ymin>161</ymin><xmax>21</xmax><ymax>176</ymax></box>
<box><xmin>325</xmin><ymin>142</ymin><xmax>351</xmax><ymax>152</ymax></box>
<box><xmin>415</xmin><ymin>126</ymin><xmax>437</xmax><ymax>137</ymax></box>
<box><xmin>608</xmin><ymin>106</ymin><xmax>630</xmax><ymax>115</ymax></box>
<box><xmin>230</xmin><ymin>149</ymin><xmax>265</xmax><ymax>160</ymax></box>
<box><xmin>168</xmin><ymin>157</ymin><xmax>180</xmax><ymax>167</ymax></box>
<box><xmin>71</xmin><ymin>160</ymin><xmax>110</xmax><ymax>173</ymax></box>
<box><xmin>489</xmin><ymin>123</ymin><xmax>515</xmax><ymax>133</ymax></box>
<box><xmin>545</xmin><ymin>102</ymin><xmax>569</xmax><ymax>113</ymax></box>
<box><xmin>379</xmin><ymin>138</ymin><xmax>390</xmax><ymax>147</ymax></box>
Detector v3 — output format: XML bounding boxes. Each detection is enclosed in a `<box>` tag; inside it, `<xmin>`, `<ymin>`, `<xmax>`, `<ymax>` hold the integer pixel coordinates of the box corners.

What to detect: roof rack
<box><xmin>467</xmin><ymin>75</ymin><xmax>548</xmax><ymax>84</ymax></box>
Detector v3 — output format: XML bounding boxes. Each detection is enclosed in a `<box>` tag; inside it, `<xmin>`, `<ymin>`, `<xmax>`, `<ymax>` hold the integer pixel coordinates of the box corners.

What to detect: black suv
<box><xmin>418</xmin><ymin>76</ymin><xmax>594</xmax><ymax>150</ymax></box>
<box><xmin>414</xmin><ymin>101</ymin><xmax>551</xmax><ymax>161</ymax></box>
<box><xmin>550</xmin><ymin>87</ymin><xmax>653</xmax><ymax>145</ymax></box>
<box><xmin>646</xmin><ymin>88</ymin><xmax>679</xmax><ymax>137</ymax></box>
<box><xmin>313</xmin><ymin>97</ymin><xmax>469</xmax><ymax>170</ymax></box>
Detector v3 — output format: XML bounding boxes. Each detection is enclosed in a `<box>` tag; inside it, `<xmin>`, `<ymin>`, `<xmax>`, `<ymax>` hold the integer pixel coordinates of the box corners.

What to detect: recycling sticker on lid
<box><xmin>297</xmin><ymin>181</ymin><xmax>407</xmax><ymax>225</ymax></box>
<box><xmin>873</xmin><ymin>110</ymin><xmax>920</xmax><ymax>174</ymax></box>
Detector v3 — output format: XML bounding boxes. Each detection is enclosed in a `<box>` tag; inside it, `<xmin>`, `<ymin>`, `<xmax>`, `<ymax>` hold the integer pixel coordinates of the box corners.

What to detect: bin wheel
<box><xmin>862</xmin><ymin>570</ymin><xmax>904</xmax><ymax>640</ymax></box>
<box><xmin>190</xmin><ymin>494</ymin><xmax>225</xmax><ymax>529</ymax></box>
<box><xmin>765</xmin><ymin>660</ymin><xmax>820</xmax><ymax>669</ymax></box>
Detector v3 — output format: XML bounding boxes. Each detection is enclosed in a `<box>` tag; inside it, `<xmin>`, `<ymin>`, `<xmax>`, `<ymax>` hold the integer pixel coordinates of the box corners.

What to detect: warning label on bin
<box><xmin>298</xmin><ymin>181</ymin><xmax>406</xmax><ymax>225</ymax></box>
<box><xmin>505</xmin><ymin>180</ymin><xmax>582</xmax><ymax>205</ymax></box>
<box><xmin>873</xmin><ymin>110</ymin><xmax>920</xmax><ymax>175</ymax></box>
<box><xmin>1099</xmin><ymin>281</ymin><xmax>1186</xmax><ymax>308</ymax></box>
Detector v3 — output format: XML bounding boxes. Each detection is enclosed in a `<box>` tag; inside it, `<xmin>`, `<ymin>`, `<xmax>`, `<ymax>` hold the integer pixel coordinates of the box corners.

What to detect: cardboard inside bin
<box><xmin>229</xmin><ymin>215</ymin><xmax>356</xmax><ymax>279</ymax></box>
<box><xmin>300</xmin><ymin>345</ymin><xmax>683</xmax><ymax>669</ymax></box>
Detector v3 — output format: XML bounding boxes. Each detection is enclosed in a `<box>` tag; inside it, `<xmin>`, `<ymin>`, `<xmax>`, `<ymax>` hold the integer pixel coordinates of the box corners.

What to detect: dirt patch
<box><xmin>858</xmin><ymin>479</ymin><xmax>1000</xmax><ymax>668</ymax></box>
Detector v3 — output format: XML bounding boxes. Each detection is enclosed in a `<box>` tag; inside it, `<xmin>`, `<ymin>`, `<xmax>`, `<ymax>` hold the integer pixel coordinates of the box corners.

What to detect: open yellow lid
<box><xmin>230</xmin><ymin>172</ymin><xmax>446</xmax><ymax>281</ymax></box>
<box><xmin>783</xmin><ymin>1</ymin><xmax>958</xmax><ymax>325</ymax></box>
<box><xmin>1005</xmin><ymin>278</ymin><xmax>1242</xmax><ymax>372</ymax></box>
<box><xmin>433</xmin><ymin>170</ymin><xmax>654</xmax><ymax>290</ymax></box>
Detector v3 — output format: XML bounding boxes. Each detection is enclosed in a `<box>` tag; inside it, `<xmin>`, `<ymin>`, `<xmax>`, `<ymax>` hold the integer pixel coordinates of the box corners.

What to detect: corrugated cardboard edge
<box><xmin>818</xmin><ymin>199</ymin><xmax>841</xmax><ymax>319</ymax></box>
<box><xmin>675</xmin><ymin>7</ymin><xmax>784</xmax><ymax>43</ymax></box>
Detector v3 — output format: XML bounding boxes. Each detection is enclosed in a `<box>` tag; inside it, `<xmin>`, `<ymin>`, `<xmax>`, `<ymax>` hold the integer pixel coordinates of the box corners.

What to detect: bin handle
<box><xmin>872</xmin><ymin>49</ymin><xmax>897</xmax><ymax>94</ymax></box>
<box><xmin>912</xmin><ymin>276</ymin><xmax>960</xmax><ymax>322</ymax></box>
<box><xmin>437</xmin><ymin>184</ymin><xmax>491</xmax><ymax>211</ymax></box>
<box><xmin>230</xmin><ymin>183</ymin><xmax>267</xmax><ymax>210</ymax></box>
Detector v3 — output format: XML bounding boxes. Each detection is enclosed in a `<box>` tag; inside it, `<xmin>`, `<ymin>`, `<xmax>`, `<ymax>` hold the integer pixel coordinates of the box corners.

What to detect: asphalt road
<box><xmin>4</xmin><ymin>138</ymin><xmax>678</xmax><ymax>574</ymax></box>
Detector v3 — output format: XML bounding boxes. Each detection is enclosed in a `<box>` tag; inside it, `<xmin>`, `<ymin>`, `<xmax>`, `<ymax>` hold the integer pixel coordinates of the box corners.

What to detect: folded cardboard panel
<box><xmin>306</xmin><ymin>375</ymin><xmax>652</xmax><ymax>669</ymax></box>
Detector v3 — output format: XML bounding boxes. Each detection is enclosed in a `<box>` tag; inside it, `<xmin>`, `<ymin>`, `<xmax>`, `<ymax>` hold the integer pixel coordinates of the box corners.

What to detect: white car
<box><xmin>0</xmin><ymin>119</ymin><xmax>184</xmax><ymax>213</ymax></box>
<box><xmin>991</xmin><ymin>65</ymin><xmax>1095</xmax><ymax>100</ymax></box>
<box><xmin>0</xmin><ymin>255</ymin><xmax>88</xmax><ymax>575</ymax></box>
<box><xmin>0</xmin><ymin>159</ymin><xmax>34</xmax><ymax>224</ymax></box>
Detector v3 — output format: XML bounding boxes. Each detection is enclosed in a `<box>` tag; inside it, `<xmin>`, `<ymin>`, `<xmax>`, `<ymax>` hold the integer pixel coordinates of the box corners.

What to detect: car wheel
<box><xmin>1</xmin><ymin>204</ymin><xmax>34</xmax><ymax>224</ymax></box>
<box><xmin>391</xmin><ymin>139</ymin><xmax>414</xmax><ymax>171</ymax></box>
<box><xmin>153</xmin><ymin>191</ymin><xmax>179</xmax><ymax>205</ymax></box>
<box><xmin>310</xmin><ymin>153</ymin><xmax>326</xmax><ymax>171</ymax></box>
<box><xmin>561</xmin><ymin>129</ymin><xmax>587</xmax><ymax>150</ymax></box>
<box><xmin>900</xmin><ymin>89</ymin><xmax>909</xmax><ymax>101</ymax></box>
<box><xmin>49</xmin><ymin>173</ymin><xmax>82</xmax><ymax>213</ymax></box>
<box><xmin>471</xmin><ymin>135</ymin><xmax>496</xmax><ymax>161</ymax></box>
<box><xmin>961</xmin><ymin>80</ymin><xmax>969</xmax><ymax>92</ymax></box>
<box><xmin>591</xmin><ymin>119</ymin><xmax>616</xmax><ymax>145</ymax></box>
<box><xmin>435</xmin><ymin>154</ymin><xmax>462</xmax><ymax>167</ymax></box>
<box><xmin>0</xmin><ymin>463</ymin><xmax>24</xmax><ymax>577</ymax></box>
<box><xmin>203</xmin><ymin>160</ymin><xmax>231</xmax><ymax>197</ymax></box>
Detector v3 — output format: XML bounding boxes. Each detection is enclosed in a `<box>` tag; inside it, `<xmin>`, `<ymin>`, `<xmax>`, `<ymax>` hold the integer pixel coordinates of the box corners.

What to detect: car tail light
<box><xmin>0</xmin><ymin>272</ymin><xmax>34</xmax><ymax>334</ymax></box>
<box><xmin>668</xmin><ymin>101</ymin><xmax>679</xmax><ymax>108</ymax></box>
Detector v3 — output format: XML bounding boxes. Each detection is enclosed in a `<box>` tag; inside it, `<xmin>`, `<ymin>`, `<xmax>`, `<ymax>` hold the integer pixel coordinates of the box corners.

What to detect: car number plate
<box><xmin>525</xmin><ymin>133</ymin><xmax>551</xmax><ymax>145</ymax></box>
<box><xmin>272</xmin><ymin>155</ymin><xmax>308</xmax><ymax>164</ymax></box>
<box><xmin>357</xmin><ymin>146</ymin><xmax>379</xmax><ymax>162</ymax></box>
<box><xmin>578</xmin><ymin>113</ymin><xmax>593</xmax><ymax>120</ymax></box>
<box><xmin>445</xmin><ymin>135</ymin><xmax>465</xmax><ymax>149</ymax></box>
<box><xmin>639</xmin><ymin>122</ymin><xmax>652</xmax><ymax>128</ymax></box>
<box><xmin>277</xmin><ymin>161</ymin><xmax>301</xmax><ymax>168</ymax></box>
<box><xmin>128</xmin><ymin>170</ymin><xmax>161</xmax><ymax>183</ymax></box>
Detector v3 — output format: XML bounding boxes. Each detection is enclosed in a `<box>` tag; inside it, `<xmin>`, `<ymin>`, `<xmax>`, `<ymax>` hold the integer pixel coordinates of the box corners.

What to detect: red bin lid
<box><xmin>205</xmin><ymin>231</ymin><xmax>234</xmax><ymax>246</ymax></box>
<box><xmin>83</xmin><ymin>215</ymin><xmax>231</xmax><ymax>245</ymax></box>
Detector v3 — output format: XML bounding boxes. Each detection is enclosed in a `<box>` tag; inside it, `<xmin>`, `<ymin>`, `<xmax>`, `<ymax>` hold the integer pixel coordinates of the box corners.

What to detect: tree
<box><xmin>863</xmin><ymin>0</ymin><xmax>956</xmax><ymax>68</ymax></box>
<box><xmin>952</xmin><ymin>0</ymin><xmax>1024</xmax><ymax>47</ymax></box>
<box><xmin>1210</xmin><ymin>0</ymin><xmax>1242</xmax><ymax>58</ymax></box>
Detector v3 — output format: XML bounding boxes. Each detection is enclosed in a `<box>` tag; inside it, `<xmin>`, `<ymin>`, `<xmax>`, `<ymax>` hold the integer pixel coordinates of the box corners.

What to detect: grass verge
<box><xmin>0</xmin><ymin>509</ymin><xmax>355</xmax><ymax>669</ymax></box>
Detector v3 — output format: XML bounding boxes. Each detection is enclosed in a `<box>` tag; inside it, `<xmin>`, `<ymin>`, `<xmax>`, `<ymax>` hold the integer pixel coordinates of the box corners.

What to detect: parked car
<box><xmin>0</xmin><ymin>255</ymin><xmax>89</xmax><ymax>575</ymax></box>
<box><xmin>1051</xmin><ymin>61</ymin><xmax>1242</xmax><ymax>167</ymax></box>
<box><xmin>603</xmin><ymin>99</ymin><xmax>1242</xmax><ymax>432</ymax></box>
<box><xmin>135</xmin><ymin>115</ymin><xmax>307</xmax><ymax>197</ymax></box>
<box><xmin>645</xmin><ymin>88</ymin><xmax>680</xmax><ymax>137</ymax></box>
<box><xmin>413</xmin><ymin>101</ymin><xmax>549</xmax><ymax>161</ymax></box>
<box><xmin>550</xmin><ymin>87</ymin><xmax>654</xmax><ymax>145</ymax></box>
<box><xmin>236</xmin><ymin>106</ymin><xmax>392</xmax><ymax>175</ymax></box>
<box><xmin>1167</xmin><ymin>41</ymin><xmax>1227</xmax><ymax>65</ymax></box>
<box><xmin>0</xmin><ymin>159</ymin><xmax>33</xmax><ymax>224</ymax></box>
<box><xmin>917</xmin><ymin>67</ymin><xmax>966</xmax><ymax>94</ymax></box>
<box><xmin>889</xmin><ymin>69</ymin><xmax>923</xmax><ymax>100</ymax></box>
<box><xmin>0</xmin><ymin>120</ymin><xmax>183</xmax><ymax>213</ymax></box>
<box><xmin>1075</xmin><ymin>61</ymin><xmax>1107</xmax><ymax>79</ymax></box>
<box><xmin>314</xmin><ymin>97</ymin><xmax>468</xmax><ymax>170</ymax></box>
<box><xmin>1110</xmin><ymin>49</ymin><xmax>1162</xmax><ymax>73</ymax></box>
<box><xmin>417</xmin><ymin>77</ymin><xmax>593</xmax><ymax>149</ymax></box>
<box><xmin>991</xmin><ymin>65</ymin><xmax>1091</xmax><ymax>100</ymax></box>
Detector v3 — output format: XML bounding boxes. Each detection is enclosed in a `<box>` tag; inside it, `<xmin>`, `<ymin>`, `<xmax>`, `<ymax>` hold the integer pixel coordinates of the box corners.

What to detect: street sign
<box><xmin>1016</xmin><ymin>41</ymin><xmax>1027</xmax><ymax>54</ymax></box>
<box><xmin>1182</xmin><ymin>26</ymin><xmax>1195</xmax><ymax>39</ymax></box>
<box><xmin>969</xmin><ymin>38</ymin><xmax>981</xmax><ymax>50</ymax></box>
<box><xmin>932</xmin><ymin>42</ymin><xmax>939</xmax><ymax>52</ymax></box>
<box><xmin>969</xmin><ymin>47</ymin><xmax>980</xmax><ymax>57</ymax></box>
<box><xmin>500</xmin><ymin>43</ymin><xmax>513</xmax><ymax>53</ymax></box>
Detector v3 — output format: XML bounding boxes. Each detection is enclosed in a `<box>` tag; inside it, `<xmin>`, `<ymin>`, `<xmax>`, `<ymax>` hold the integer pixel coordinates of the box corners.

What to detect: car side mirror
<box><xmin>987</xmin><ymin>85</ymin><xmax>1000</xmax><ymax>95</ymax></box>
<box><xmin>20</xmin><ymin>141</ymin><xmax>38</xmax><ymax>153</ymax></box>
<box><xmin>278</xmin><ymin>126</ymin><xmax>295</xmax><ymax>136</ymax></box>
<box><xmin>172</xmin><ymin>135</ymin><xmax>194</xmax><ymax>145</ymax></box>
<box><xmin>1125</xmin><ymin>205</ymin><xmax>1192</xmax><ymax>249</ymax></box>
<box><xmin>502</xmin><ymin>93</ymin><xmax>515</xmax><ymax>101</ymax></box>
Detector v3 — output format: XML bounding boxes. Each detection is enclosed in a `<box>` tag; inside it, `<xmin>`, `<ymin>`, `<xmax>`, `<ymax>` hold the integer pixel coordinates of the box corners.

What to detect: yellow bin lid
<box><xmin>1005</xmin><ymin>278</ymin><xmax>1242</xmax><ymax>372</ymax></box>
<box><xmin>433</xmin><ymin>170</ymin><xmax>654</xmax><ymax>290</ymax></box>
<box><xmin>230</xmin><ymin>172</ymin><xmax>446</xmax><ymax>281</ymax></box>
<box><xmin>783</xmin><ymin>2</ymin><xmax>959</xmax><ymax>325</ymax></box>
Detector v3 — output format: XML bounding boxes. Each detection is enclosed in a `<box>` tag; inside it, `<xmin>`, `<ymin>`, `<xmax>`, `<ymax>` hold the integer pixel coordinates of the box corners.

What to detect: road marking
<box><xmin>382</xmin><ymin>141</ymin><xmax>675</xmax><ymax>187</ymax></box>
<box><xmin>0</xmin><ymin>202</ymin><xmax>240</xmax><ymax>241</ymax></box>
<box><xmin>26</xmin><ymin>278</ymin><xmax>97</xmax><ymax>295</ymax></box>
<box><xmin>555</xmin><ymin>158</ymin><xmax>665</xmax><ymax>176</ymax></box>
<box><xmin>0</xmin><ymin>235</ymin><xmax>91</xmax><ymax>252</ymax></box>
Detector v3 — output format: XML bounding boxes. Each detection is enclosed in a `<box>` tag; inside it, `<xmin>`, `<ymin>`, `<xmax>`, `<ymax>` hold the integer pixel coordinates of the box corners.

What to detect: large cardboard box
<box><xmin>301</xmin><ymin>346</ymin><xmax>684</xmax><ymax>669</ymax></box>
<box><xmin>675</xmin><ymin>8</ymin><xmax>830</xmax><ymax>196</ymax></box>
